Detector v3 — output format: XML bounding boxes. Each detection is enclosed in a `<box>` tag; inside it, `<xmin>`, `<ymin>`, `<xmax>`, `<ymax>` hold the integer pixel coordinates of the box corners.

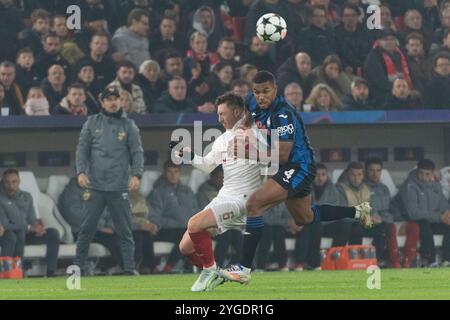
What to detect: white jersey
<box><xmin>192</xmin><ymin>120</ymin><xmax>265</xmax><ymax>197</ymax></box>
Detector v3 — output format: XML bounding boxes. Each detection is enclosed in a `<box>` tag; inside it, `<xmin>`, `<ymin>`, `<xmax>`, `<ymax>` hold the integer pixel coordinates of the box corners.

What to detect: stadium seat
<box><xmin>19</xmin><ymin>171</ymin><xmax>42</xmax><ymax>218</ymax></box>
<box><xmin>231</xmin><ymin>16</ymin><xmax>246</xmax><ymax>42</ymax></box>
<box><xmin>24</xmin><ymin>243</ymin><xmax>110</xmax><ymax>260</ymax></box>
<box><xmin>154</xmin><ymin>242</ymin><xmax>174</xmax><ymax>256</ymax></box>
<box><xmin>38</xmin><ymin>192</ymin><xmax>74</xmax><ymax>244</ymax></box>
<box><xmin>139</xmin><ymin>170</ymin><xmax>160</xmax><ymax>198</ymax></box>
<box><xmin>331</xmin><ymin>169</ymin><xmax>344</xmax><ymax>184</ymax></box>
<box><xmin>188</xmin><ymin>169</ymin><xmax>209</xmax><ymax>194</ymax></box>
<box><xmin>380</xmin><ymin>169</ymin><xmax>398</xmax><ymax>197</ymax></box>
<box><xmin>46</xmin><ymin>175</ymin><xmax>70</xmax><ymax>204</ymax></box>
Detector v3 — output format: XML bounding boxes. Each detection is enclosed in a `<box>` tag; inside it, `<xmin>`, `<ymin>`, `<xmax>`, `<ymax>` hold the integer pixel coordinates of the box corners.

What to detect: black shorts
<box><xmin>271</xmin><ymin>163</ymin><xmax>317</xmax><ymax>199</ymax></box>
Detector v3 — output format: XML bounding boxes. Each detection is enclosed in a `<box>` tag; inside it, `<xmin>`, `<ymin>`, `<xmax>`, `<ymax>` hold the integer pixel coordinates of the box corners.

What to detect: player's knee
<box><xmin>293</xmin><ymin>211</ymin><xmax>313</xmax><ymax>226</ymax></box>
<box><xmin>245</xmin><ymin>196</ymin><xmax>261</xmax><ymax>217</ymax></box>
<box><xmin>187</xmin><ymin>216</ymin><xmax>201</xmax><ymax>233</ymax></box>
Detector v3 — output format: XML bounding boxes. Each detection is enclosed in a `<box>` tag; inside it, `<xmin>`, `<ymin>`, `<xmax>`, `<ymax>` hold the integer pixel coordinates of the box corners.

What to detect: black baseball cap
<box><xmin>100</xmin><ymin>87</ymin><xmax>120</xmax><ymax>101</ymax></box>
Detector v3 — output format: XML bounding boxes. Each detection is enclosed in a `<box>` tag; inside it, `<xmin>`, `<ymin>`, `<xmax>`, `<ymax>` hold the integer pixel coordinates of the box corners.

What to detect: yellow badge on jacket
<box><xmin>118</xmin><ymin>130</ymin><xmax>126</xmax><ymax>141</ymax></box>
<box><xmin>83</xmin><ymin>190</ymin><xmax>91</xmax><ymax>201</ymax></box>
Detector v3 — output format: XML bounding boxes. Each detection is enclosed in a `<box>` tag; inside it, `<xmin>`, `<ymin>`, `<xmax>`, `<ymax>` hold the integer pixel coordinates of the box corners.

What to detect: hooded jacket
<box><xmin>395</xmin><ymin>169</ymin><xmax>448</xmax><ymax>223</ymax></box>
<box><xmin>148</xmin><ymin>177</ymin><xmax>198</xmax><ymax>229</ymax></box>
<box><xmin>112</xmin><ymin>26</ymin><xmax>150</xmax><ymax>68</ymax></box>
<box><xmin>366</xmin><ymin>179</ymin><xmax>394</xmax><ymax>223</ymax></box>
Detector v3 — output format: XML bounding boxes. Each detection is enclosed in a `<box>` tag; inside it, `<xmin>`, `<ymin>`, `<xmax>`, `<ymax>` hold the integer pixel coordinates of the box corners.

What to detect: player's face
<box><xmin>366</xmin><ymin>164</ymin><xmax>382</xmax><ymax>183</ymax></box>
<box><xmin>252</xmin><ymin>82</ymin><xmax>277</xmax><ymax>109</ymax></box>
<box><xmin>102</xmin><ymin>95</ymin><xmax>121</xmax><ymax>113</ymax></box>
<box><xmin>217</xmin><ymin>103</ymin><xmax>241</xmax><ymax>130</ymax></box>
<box><xmin>348</xmin><ymin>168</ymin><xmax>364</xmax><ymax>188</ymax></box>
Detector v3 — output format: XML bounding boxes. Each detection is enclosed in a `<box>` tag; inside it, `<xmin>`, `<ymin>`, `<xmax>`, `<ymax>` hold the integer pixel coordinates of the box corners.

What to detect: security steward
<box><xmin>75</xmin><ymin>87</ymin><xmax>144</xmax><ymax>275</ymax></box>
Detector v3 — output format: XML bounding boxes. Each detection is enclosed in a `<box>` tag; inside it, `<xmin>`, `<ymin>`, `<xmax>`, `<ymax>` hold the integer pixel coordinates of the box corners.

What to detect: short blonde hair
<box><xmin>139</xmin><ymin>60</ymin><xmax>160</xmax><ymax>75</ymax></box>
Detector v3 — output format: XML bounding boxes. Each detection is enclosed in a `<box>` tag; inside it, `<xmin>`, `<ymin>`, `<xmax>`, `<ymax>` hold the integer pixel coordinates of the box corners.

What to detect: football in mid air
<box><xmin>256</xmin><ymin>13</ymin><xmax>287</xmax><ymax>43</ymax></box>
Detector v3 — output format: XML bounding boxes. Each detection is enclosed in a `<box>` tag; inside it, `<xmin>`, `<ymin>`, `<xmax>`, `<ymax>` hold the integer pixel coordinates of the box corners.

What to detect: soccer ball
<box><xmin>256</xmin><ymin>13</ymin><xmax>287</xmax><ymax>43</ymax></box>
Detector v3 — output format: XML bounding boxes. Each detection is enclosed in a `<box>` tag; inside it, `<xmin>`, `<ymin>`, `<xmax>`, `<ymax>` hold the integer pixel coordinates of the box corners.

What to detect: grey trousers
<box><xmin>0</xmin><ymin>230</ymin><xmax>17</xmax><ymax>257</ymax></box>
<box><xmin>75</xmin><ymin>189</ymin><xmax>135</xmax><ymax>272</ymax></box>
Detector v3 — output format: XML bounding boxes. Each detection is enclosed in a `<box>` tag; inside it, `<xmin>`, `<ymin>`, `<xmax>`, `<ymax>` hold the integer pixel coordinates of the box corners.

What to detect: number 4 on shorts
<box><xmin>283</xmin><ymin>169</ymin><xmax>295</xmax><ymax>183</ymax></box>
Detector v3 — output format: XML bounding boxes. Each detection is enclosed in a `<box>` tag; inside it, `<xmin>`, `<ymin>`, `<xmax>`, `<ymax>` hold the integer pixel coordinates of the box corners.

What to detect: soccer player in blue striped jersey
<box><xmin>219</xmin><ymin>71</ymin><xmax>373</xmax><ymax>284</ymax></box>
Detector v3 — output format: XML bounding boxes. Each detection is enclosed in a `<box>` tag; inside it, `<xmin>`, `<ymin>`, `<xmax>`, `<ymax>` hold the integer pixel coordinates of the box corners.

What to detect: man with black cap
<box><xmin>341</xmin><ymin>77</ymin><xmax>376</xmax><ymax>110</ymax></box>
<box><xmin>363</xmin><ymin>29</ymin><xmax>414</xmax><ymax>106</ymax></box>
<box><xmin>75</xmin><ymin>86</ymin><xmax>144</xmax><ymax>276</ymax></box>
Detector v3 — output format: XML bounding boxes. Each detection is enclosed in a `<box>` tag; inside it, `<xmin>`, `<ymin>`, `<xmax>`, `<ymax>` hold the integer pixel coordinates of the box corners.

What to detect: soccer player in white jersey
<box><xmin>175</xmin><ymin>92</ymin><xmax>266</xmax><ymax>292</ymax></box>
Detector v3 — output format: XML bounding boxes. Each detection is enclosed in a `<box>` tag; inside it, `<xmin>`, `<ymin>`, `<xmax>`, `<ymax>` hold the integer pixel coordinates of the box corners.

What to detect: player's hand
<box><xmin>78</xmin><ymin>173</ymin><xmax>90</xmax><ymax>188</ymax></box>
<box><xmin>175</xmin><ymin>146</ymin><xmax>193</xmax><ymax>159</ymax></box>
<box><xmin>30</xmin><ymin>222</ymin><xmax>46</xmax><ymax>237</ymax></box>
<box><xmin>441</xmin><ymin>211</ymin><xmax>450</xmax><ymax>225</ymax></box>
<box><xmin>0</xmin><ymin>224</ymin><xmax>5</xmax><ymax>237</ymax></box>
<box><xmin>129</xmin><ymin>176</ymin><xmax>140</xmax><ymax>192</ymax></box>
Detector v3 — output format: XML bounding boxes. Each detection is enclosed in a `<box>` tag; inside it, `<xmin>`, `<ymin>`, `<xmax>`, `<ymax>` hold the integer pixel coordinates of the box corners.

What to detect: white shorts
<box><xmin>204</xmin><ymin>193</ymin><xmax>248</xmax><ymax>235</ymax></box>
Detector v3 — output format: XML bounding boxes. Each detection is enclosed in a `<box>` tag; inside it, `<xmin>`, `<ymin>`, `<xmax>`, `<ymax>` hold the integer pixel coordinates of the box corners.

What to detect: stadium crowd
<box><xmin>0</xmin><ymin>0</ymin><xmax>450</xmax><ymax>276</ymax></box>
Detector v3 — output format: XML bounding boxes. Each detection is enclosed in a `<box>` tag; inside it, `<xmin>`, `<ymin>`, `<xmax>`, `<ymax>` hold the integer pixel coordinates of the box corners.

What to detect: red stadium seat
<box><xmin>231</xmin><ymin>17</ymin><xmax>246</xmax><ymax>42</ymax></box>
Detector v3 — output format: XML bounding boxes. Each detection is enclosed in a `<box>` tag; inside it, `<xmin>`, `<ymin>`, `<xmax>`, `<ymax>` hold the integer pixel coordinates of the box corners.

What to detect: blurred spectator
<box><xmin>277</xmin><ymin>52</ymin><xmax>316</xmax><ymax>98</ymax></box>
<box><xmin>206</xmin><ymin>62</ymin><xmax>234</xmax><ymax>101</ymax></box>
<box><xmin>137</xmin><ymin>60</ymin><xmax>165</xmax><ymax>109</ymax></box>
<box><xmin>426</xmin><ymin>52</ymin><xmax>450</xmax><ymax>109</ymax></box>
<box><xmin>120</xmin><ymin>90</ymin><xmax>134</xmax><ymax>114</ymax></box>
<box><xmin>341</xmin><ymin>77</ymin><xmax>375</xmax><ymax>110</ymax></box>
<box><xmin>0</xmin><ymin>169</ymin><xmax>60</xmax><ymax>277</ymax></box>
<box><xmin>244</xmin><ymin>36</ymin><xmax>276</xmax><ymax>74</ymax></box>
<box><xmin>211</xmin><ymin>37</ymin><xmax>241</xmax><ymax>70</ymax></box>
<box><xmin>364</xmin><ymin>29</ymin><xmax>414</xmax><ymax>105</ymax></box>
<box><xmin>286</xmin><ymin>0</ymin><xmax>309</xmax><ymax>29</ymax></box>
<box><xmin>295</xmin><ymin>5</ymin><xmax>337</xmax><ymax>68</ymax></box>
<box><xmin>231</xmin><ymin>79</ymin><xmax>250</xmax><ymax>99</ymax></box>
<box><xmin>129</xmin><ymin>190</ymin><xmax>158</xmax><ymax>274</ymax></box>
<box><xmin>364</xmin><ymin>157</ymin><xmax>401</xmax><ymax>268</ymax></box>
<box><xmin>335</xmin><ymin>2</ymin><xmax>371</xmax><ymax>74</ymax></box>
<box><xmin>312</xmin><ymin>55</ymin><xmax>352</xmax><ymax>98</ymax></box>
<box><xmin>189</xmin><ymin>5</ymin><xmax>228</xmax><ymax>51</ymax></box>
<box><xmin>239</xmin><ymin>63</ymin><xmax>258</xmax><ymax>85</ymax></box>
<box><xmin>291</xmin><ymin>163</ymin><xmax>350</xmax><ymax>271</ymax></box>
<box><xmin>154</xmin><ymin>76</ymin><xmax>196</xmax><ymax>113</ymax></box>
<box><xmin>51</xmin><ymin>14</ymin><xmax>85</xmax><ymax>66</ymax></box>
<box><xmin>108</xmin><ymin>60</ymin><xmax>146</xmax><ymax>114</ymax></box>
<box><xmin>112</xmin><ymin>8</ymin><xmax>150</xmax><ymax>67</ymax></box>
<box><xmin>397</xmin><ymin>9</ymin><xmax>433</xmax><ymax>53</ymax></box>
<box><xmin>0</xmin><ymin>0</ymin><xmax>24</xmax><ymax>61</ymax></box>
<box><xmin>18</xmin><ymin>8</ymin><xmax>51</xmax><ymax>56</ymax></box>
<box><xmin>383</xmin><ymin>77</ymin><xmax>423</xmax><ymax>109</ymax></box>
<box><xmin>284</xmin><ymin>82</ymin><xmax>304</xmax><ymax>112</ymax></box>
<box><xmin>15</xmin><ymin>48</ymin><xmax>40</xmax><ymax>95</ymax></box>
<box><xmin>58</xmin><ymin>176</ymin><xmax>122</xmax><ymax>272</ymax></box>
<box><xmin>53</xmin><ymin>83</ymin><xmax>88</xmax><ymax>116</ymax></box>
<box><xmin>148</xmin><ymin>15</ymin><xmax>187</xmax><ymax>62</ymax></box>
<box><xmin>0</xmin><ymin>83</ymin><xmax>5</xmax><ymax>109</ymax></box>
<box><xmin>310</xmin><ymin>0</ymin><xmax>339</xmax><ymax>24</ymax></box>
<box><xmin>75</xmin><ymin>31</ymin><xmax>116</xmax><ymax>91</ymax></box>
<box><xmin>74</xmin><ymin>6</ymin><xmax>109</xmax><ymax>56</ymax></box>
<box><xmin>24</xmin><ymin>87</ymin><xmax>49</xmax><ymax>116</ymax></box>
<box><xmin>184</xmin><ymin>32</ymin><xmax>214</xmax><ymax>79</ymax></box>
<box><xmin>396</xmin><ymin>159</ymin><xmax>450</xmax><ymax>266</ymax></box>
<box><xmin>338</xmin><ymin>162</ymin><xmax>390</xmax><ymax>266</ymax></box>
<box><xmin>431</xmin><ymin>29</ymin><xmax>450</xmax><ymax>57</ymax></box>
<box><xmin>74</xmin><ymin>60</ymin><xmax>101</xmax><ymax>114</ymax></box>
<box><xmin>256</xmin><ymin>204</ymin><xmax>290</xmax><ymax>271</ymax></box>
<box><xmin>35</xmin><ymin>32</ymin><xmax>71</xmax><ymax>79</ymax></box>
<box><xmin>305</xmin><ymin>83</ymin><xmax>343</xmax><ymax>111</ymax></box>
<box><xmin>149</xmin><ymin>161</ymin><xmax>198</xmax><ymax>273</ymax></box>
<box><xmin>405</xmin><ymin>33</ymin><xmax>432</xmax><ymax>98</ymax></box>
<box><xmin>0</xmin><ymin>61</ymin><xmax>25</xmax><ymax>115</ymax></box>
<box><xmin>187</xmin><ymin>59</ymin><xmax>214</xmax><ymax>105</ymax></box>
<box><xmin>41</xmin><ymin>64</ymin><xmax>67</xmax><ymax>113</ymax></box>
<box><xmin>162</xmin><ymin>51</ymin><xmax>185</xmax><ymax>84</ymax></box>
<box><xmin>433</xmin><ymin>6</ymin><xmax>450</xmax><ymax>45</ymax></box>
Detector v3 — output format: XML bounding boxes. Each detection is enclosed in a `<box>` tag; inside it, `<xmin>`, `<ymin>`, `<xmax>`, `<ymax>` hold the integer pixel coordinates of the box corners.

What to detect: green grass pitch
<box><xmin>1</xmin><ymin>268</ymin><xmax>449</xmax><ymax>300</ymax></box>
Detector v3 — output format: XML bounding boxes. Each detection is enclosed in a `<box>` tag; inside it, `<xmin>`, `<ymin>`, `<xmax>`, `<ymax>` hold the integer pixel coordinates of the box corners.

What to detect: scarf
<box><xmin>25</xmin><ymin>98</ymin><xmax>50</xmax><ymax>116</ymax></box>
<box><xmin>374</xmin><ymin>41</ymin><xmax>413</xmax><ymax>89</ymax></box>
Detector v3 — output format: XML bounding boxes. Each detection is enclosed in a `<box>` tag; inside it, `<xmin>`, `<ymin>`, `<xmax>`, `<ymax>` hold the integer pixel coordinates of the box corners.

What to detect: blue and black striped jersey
<box><xmin>245</xmin><ymin>93</ymin><xmax>316</xmax><ymax>167</ymax></box>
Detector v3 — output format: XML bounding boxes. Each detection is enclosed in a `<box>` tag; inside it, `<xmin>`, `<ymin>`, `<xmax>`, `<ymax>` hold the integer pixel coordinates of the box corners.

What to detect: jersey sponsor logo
<box><xmin>277</xmin><ymin>124</ymin><xmax>294</xmax><ymax>136</ymax></box>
